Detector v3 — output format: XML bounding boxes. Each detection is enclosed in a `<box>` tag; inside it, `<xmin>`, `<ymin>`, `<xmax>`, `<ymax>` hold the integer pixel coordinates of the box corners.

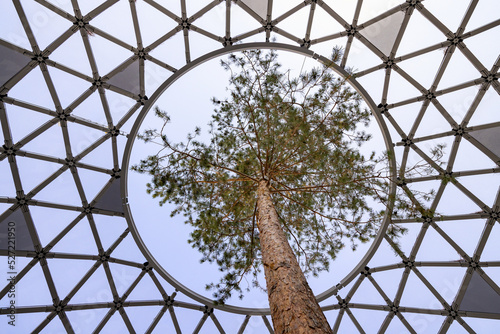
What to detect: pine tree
<box><xmin>133</xmin><ymin>49</ymin><xmax>419</xmax><ymax>333</ymax></box>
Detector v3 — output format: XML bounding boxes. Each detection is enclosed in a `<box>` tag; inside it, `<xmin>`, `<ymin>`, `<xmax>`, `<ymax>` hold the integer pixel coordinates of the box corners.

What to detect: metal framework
<box><xmin>0</xmin><ymin>0</ymin><xmax>499</xmax><ymax>333</ymax></box>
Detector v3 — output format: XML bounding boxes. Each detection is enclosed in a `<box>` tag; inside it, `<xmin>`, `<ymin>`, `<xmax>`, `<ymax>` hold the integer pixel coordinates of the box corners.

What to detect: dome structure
<box><xmin>1</xmin><ymin>0</ymin><xmax>499</xmax><ymax>333</ymax></box>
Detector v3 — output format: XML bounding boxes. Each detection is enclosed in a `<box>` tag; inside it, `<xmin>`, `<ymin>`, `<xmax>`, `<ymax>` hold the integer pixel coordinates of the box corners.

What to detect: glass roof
<box><xmin>1</xmin><ymin>0</ymin><xmax>499</xmax><ymax>332</ymax></box>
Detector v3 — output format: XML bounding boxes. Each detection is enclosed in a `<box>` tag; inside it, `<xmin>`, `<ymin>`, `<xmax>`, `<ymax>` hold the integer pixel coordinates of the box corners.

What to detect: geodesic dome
<box><xmin>1</xmin><ymin>0</ymin><xmax>499</xmax><ymax>333</ymax></box>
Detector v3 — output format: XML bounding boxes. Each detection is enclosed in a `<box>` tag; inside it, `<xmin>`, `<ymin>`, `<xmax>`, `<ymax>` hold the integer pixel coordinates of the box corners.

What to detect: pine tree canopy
<box><xmin>132</xmin><ymin>49</ymin><xmax>436</xmax><ymax>303</ymax></box>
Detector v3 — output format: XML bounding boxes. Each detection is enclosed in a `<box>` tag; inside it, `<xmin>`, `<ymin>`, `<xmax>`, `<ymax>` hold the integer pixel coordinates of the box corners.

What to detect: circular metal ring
<box><xmin>121</xmin><ymin>42</ymin><xmax>397</xmax><ymax>315</ymax></box>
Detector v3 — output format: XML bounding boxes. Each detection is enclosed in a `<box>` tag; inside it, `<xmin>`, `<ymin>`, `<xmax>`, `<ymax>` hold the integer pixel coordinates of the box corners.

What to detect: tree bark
<box><xmin>256</xmin><ymin>180</ymin><xmax>333</xmax><ymax>333</ymax></box>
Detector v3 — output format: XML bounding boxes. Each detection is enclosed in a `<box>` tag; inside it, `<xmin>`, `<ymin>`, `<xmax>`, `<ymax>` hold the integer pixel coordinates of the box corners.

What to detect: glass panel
<box><xmin>460</xmin><ymin>271</ymin><xmax>500</xmax><ymax>314</ymax></box>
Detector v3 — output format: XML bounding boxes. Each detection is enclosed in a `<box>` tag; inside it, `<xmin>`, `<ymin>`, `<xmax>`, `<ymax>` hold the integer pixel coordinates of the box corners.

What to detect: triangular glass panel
<box><xmin>467</xmin><ymin>86</ymin><xmax>500</xmax><ymax>126</ymax></box>
<box><xmin>437</xmin><ymin>48</ymin><xmax>482</xmax><ymax>91</ymax></box>
<box><xmin>77</xmin><ymin>0</ymin><xmax>107</xmax><ymax>17</ymax></box>
<box><xmin>276</xmin><ymin>4</ymin><xmax>310</xmax><ymax>41</ymax></box>
<box><xmin>19</xmin><ymin>121</ymin><xmax>66</xmax><ymax>158</ymax></box>
<box><xmin>164</xmin><ymin>304</ymin><xmax>201</xmax><ymax>333</ymax></box>
<box><xmin>107</xmin><ymin>262</ymin><xmax>142</xmax><ymax>297</ymax></box>
<box><xmin>66</xmin><ymin>121</ymin><xmax>109</xmax><ymax>159</ymax></box>
<box><xmin>190</xmin><ymin>1</ymin><xmax>225</xmax><ymax>38</ymax></box>
<box><xmin>99</xmin><ymin>310</ymin><xmax>132</xmax><ymax>333</ymax></box>
<box><xmin>349</xmin><ymin>275</ymin><xmax>390</xmax><ymax>305</ymax></box>
<box><xmin>101</xmin><ymin>88</ymin><xmax>137</xmax><ymax>128</ymax></box>
<box><xmin>359</xmin><ymin>11</ymin><xmax>406</xmax><ymax>56</ymax></box>
<box><xmin>31</xmin><ymin>167</ymin><xmax>83</xmax><ymax>207</ymax></box>
<box><xmin>405</xmin><ymin>312</ymin><xmax>448</xmax><ymax>334</ymax></box>
<box><xmin>397</xmin><ymin>8</ymin><xmax>447</xmax><ymax>56</ymax></box>
<box><xmin>387</xmin><ymin>103</ymin><xmax>422</xmax><ymax>138</ymax></box>
<box><xmin>399</xmin><ymin>271</ymin><xmax>449</xmax><ymax>309</ymax></box>
<box><xmin>107</xmin><ymin>59</ymin><xmax>140</xmax><ymax>95</ymax></box>
<box><xmin>147</xmin><ymin>0</ymin><xmax>181</xmax><ymax>18</ymax></box>
<box><xmin>423</xmin><ymin>0</ymin><xmax>471</xmax><ymax>33</ymax></box>
<box><xmin>457</xmin><ymin>173</ymin><xmax>500</xmax><ymax>209</ymax></box>
<box><xmin>358</xmin><ymin>2</ymin><xmax>399</xmax><ymax>24</ymax></box>
<box><xmin>368</xmin><ymin>268</ymin><xmax>406</xmax><ymax>303</ymax></box>
<box><xmin>469</xmin><ymin>126</ymin><xmax>500</xmax><ymax>157</ymax></box>
<box><xmin>197</xmin><ymin>313</ymin><xmax>221</xmax><ymax>334</ymax></box>
<box><xmin>355</xmin><ymin>66</ymin><xmax>387</xmax><ymax>105</ymax></box>
<box><xmin>384</xmin><ymin>220</ymin><xmax>423</xmax><ymax>259</ymax></box>
<box><xmin>154</xmin><ymin>305</ymin><xmax>191</xmax><ymax>333</ymax></box>
<box><xmin>15</xmin><ymin>262</ymin><xmax>54</xmax><ymax>307</ymax></box>
<box><xmin>126</xmin><ymin>305</ymin><xmax>165</xmax><ymax>334</ymax></box>
<box><xmin>47</xmin><ymin>258</ymin><xmax>95</xmax><ymax>300</ymax></box>
<box><xmin>482</xmin><ymin>267</ymin><xmax>500</xmax><ymax>289</ymax></box>
<box><xmin>384</xmin><ymin>315</ymin><xmax>417</xmax><ymax>334</ymax></box>
<box><xmin>20</xmin><ymin>0</ymin><xmax>74</xmax><ymax>51</ymax></box>
<box><xmin>407</xmin><ymin>179</ymin><xmax>442</xmax><ymax>209</ymax></box>
<box><xmin>453</xmin><ymin>138</ymin><xmax>497</xmax><ymax>172</ymax></box>
<box><xmin>334</xmin><ymin>306</ymin><xmax>366</xmax><ymax>333</ymax></box>
<box><xmin>366</xmin><ymin>237</ymin><xmax>403</xmax><ymax>269</ymax></box>
<box><xmin>76</xmin><ymin>168</ymin><xmax>111</xmax><ymax>205</ymax></box>
<box><xmin>216</xmin><ymin>313</ymin><xmax>252</xmax><ymax>334</ymax></box>
<box><xmin>4</xmin><ymin>102</ymin><xmax>55</xmax><ymax>144</ymax></box>
<box><xmin>465</xmin><ymin>0</ymin><xmax>499</xmax><ymax>31</ymax></box>
<box><xmin>460</xmin><ymin>270</ymin><xmax>500</xmax><ymax>314</ymax></box>
<box><xmin>2</xmin><ymin>312</ymin><xmax>48</xmax><ymax>333</ymax></box>
<box><xmin>144</xmin><ymin>59</ymin><xmax>174</xmax><ymax>98</ymax></box>
<box><xmin>93</xmin><ymin>178</ymin><xmax>124</xmax><ymax>213</ymax></box>
<box><xmin>148</xmin><ymin>31</ymin><xmax>186</xmax><ymax>71</ymax></box>
<box><xmin>436</xmin><ymin>182</ymin><xmax>484</xmax><ymax>216</ymax></box>
<box><xmin>414</xmin><ymin>136</ymin><xmax>455</xmax><ymax>171</ymax></box>
<box><xmin>418</xmin><ymin>266</ymin><xmax>467</xmax><ymax>307</ymax></box>
<box><xmin>7</xmin><ymin>66</ymin><xmax>55</xmax><ymax>110</ymax></box>
<box><xmin>240</xmin><ymin>0</ymin><xmax>268</xmax><ymax>20</ymax></box>
<box><xmin>459</xmin><ymin>316</ymin><xmax>500</xmax><ymax>334</ymax></box>
<box><xmin>0</xmin><ymin>44</ymin><xmax>31</xmax><ymax>87</ymax></box>
<box><xmin>185</xmin><ymin>0</ymin><xmax>214</xmax><ymax>19</ymax></box>
<box><xmin>310</xmin><ymin>36</ymin><xmax>348</xmax><ymax>64</ymax></box>
<box><xmin>0</xmin><ymin>159</ymin><xmax>17</xmax><ymax>197</ymax></box>
<box><xmin>433</xmin><ymin>218</ymin><xmax>485</xmax><ymax>259</ymax></box>
<box><xmin>386</xmin><ymin>69</ymin><xmax>424</xmax><ymax>104</ymax></box>
<box><xmin>272</xmin><ymin>0</ymin><xmax>303</xmax><ymax>20</ymax></box>
<box><xmin>230</xmin><ymin>1</ymin><xmax>264</xmax><ymax>38</ymax></box>
<box><xmin>69</xmin><ymin>89</ymin><xmax>110</xmax><ymax>124</ymax></box>
<box><xmin>44</xmin><ymin>0</ymin><xmax>73</xmax><ymax>13</ymax></box>
<box><xmin>92</xmin><ymin>215</ymin><xmax>128</xmax><ymax>252</ymax></box>
<box><xmin>136</xmin><ymin>0</ymin><xmax>179</xmax><ymax>47</ymax></box>
<box><xmin>65</xmin><ymin>308</ymin><xmax>103</xmax><ymax>334</ymax></box>
<box><xmin>480</xmin><ymin>222</ymin><xmax>500</xmax><ymax>262</ymax></box>
<box><xmin>0</xmin><ymin>1</ymin><xmax>31</xmax><ymax>49</ymax></box>
<box><xmin>16</xmin><ymin>156</ymin><xmax>64</xmax><ymax>198</ymax></box>
<box><xmin>34</xmin><ymin>315</ymin><xmax>67</xmax><ymax>334</ymax></box>
<box><xmin>346</xmin><ymin>36</ymin><xmax>384</xmax><ymax>71</ymax></box>
<box><xmin>126</xmin><ymin>272</ymin><xmax>163</xmax><ymax>302</ymax></box>
<box><xmin>88</xmin><ymin>33</ymin><xmax>133</xmax><ymax>76</ymax></box>
<box><xmin>70</xmin><ymin>265</ymin><xmax>115</xmax><ymax>304</ymax></box>
<box><xmin>0</xmin><ymin>208</ymin><xmax>35</xmax><ymax>251</ymax></box>
<box><xmin>76</xmin><ymin>135</ymin><xmax>114</xmax><ymax>169</ymax></box>
<box><xmin>48</xmin><ymin>30</ymin><xmax>93</xmax><ymax>77</ymax></box>
<box><xmin>396</xmin><ymin>49</ymin><xmax>444</xmax><ymax>91</ymax></box>
<box><xmin>110</xmin><ymin>233</ymin><xmax>147</xmax><ymax>264</ymax></box>
<box><xmin>447</xmin><ymin>318</ymin><xmax>475</xmax><ymax>333</ymax></box>
<box><xmin>320</xmin><ymin>1</ymin><xmax>355</xmax><ymax>26</ymax></box>
<box><xmin>50</xmin><ymin>216</ymin><xmax>99</xmax><ymax>255</ymax></box>
<box><xmin>436</xmin><ymin>85</ymin><xmax>481</xmax><ymax>126</ymax></box>
<box><xmin>185</xmin><ymin>31</ymin><xmax>221</xmax><ymax>63</ymax></box>
<box><xmin>90</xmin><ymin>0</ymin><xmax>137</xmax><ymax>47</ymax></box>
<box><xmin>463</xmin><ymin>25</ymin><xmax>500</xmax><ymax>71</ymax></box>
<box><xmin>349</xmin><ymin>308</ymin><xmax>385</xmax><ymax>334</ymax></box>
<box><xmin>30</xmin><ymin>205</ymin><xmax>83</xmax><ymax>247</ymax></box>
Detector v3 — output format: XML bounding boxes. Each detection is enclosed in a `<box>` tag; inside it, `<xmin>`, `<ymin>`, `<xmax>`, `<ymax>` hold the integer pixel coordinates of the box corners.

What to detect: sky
<box><xmin>1</xmin><ymin>0</ymin><xmax>500</xmax><ymax>333</ymax></box>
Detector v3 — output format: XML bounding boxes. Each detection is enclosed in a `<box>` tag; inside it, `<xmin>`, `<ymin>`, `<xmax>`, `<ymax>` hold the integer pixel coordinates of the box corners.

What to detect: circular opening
<box><xmin>123</xmin><ymin>44</ymin><xmax>395</xmax><ymax>312</ymax></box>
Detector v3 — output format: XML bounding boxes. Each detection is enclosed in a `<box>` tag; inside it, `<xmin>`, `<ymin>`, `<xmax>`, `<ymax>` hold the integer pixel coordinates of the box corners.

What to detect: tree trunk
<box><xmin>256</xmin><ymin>180</ymin><xmax>333</xmax><ymax>333</ymax></box>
